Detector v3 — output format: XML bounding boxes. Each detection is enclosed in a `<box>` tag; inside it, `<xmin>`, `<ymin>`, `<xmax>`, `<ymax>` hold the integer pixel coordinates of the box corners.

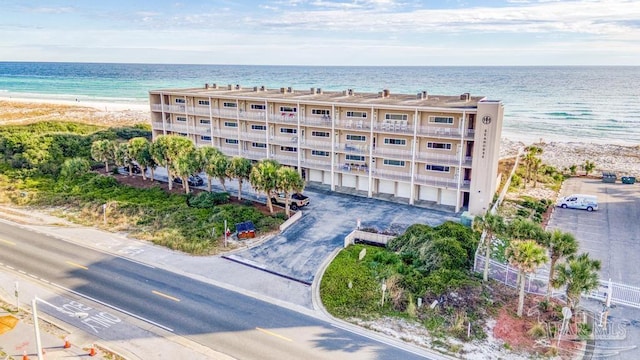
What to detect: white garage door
<box><xmin>440</xmin><ymin>189</ymin><xmax>457</xmax><ymax>206</ymax></box>
<box><xmin>397</xmin><ymin>182</ymin><xmax>411</xmax><ymax>199</ymax></box>
<box><xmin>357</xmin><ymin>176</ymin><xmax>369</xmax><ymax>191</ymax></box>
<box><xmin>309</xmin><ymin>169</ymin><xmax>323</xmax><ymax>182</ymax></box>
<box><xmin>342</xmin><ymin>174</ymin><xmax>356</xmax><ymax>188</ymax></box>
<box><xmin>378</xmin><ymin>180</ymin><xmax>395</xmax><ymax>195</ymax></box>
<box><xmin>419</xmin><ymin>186</ymin><xmax>438</xmax><ymax>201</ymax></box>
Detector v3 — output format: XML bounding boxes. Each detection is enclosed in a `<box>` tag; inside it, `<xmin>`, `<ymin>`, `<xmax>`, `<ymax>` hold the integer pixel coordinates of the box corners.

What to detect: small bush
<box><xmin>527</xmin><ymin>323</ymin><xmax>546</xmax><ymax>339</ymax></box>
<box><xmin>187</xmin><ymin>192</ymin><xmax>230</xmax><ymax>208</ymax></box>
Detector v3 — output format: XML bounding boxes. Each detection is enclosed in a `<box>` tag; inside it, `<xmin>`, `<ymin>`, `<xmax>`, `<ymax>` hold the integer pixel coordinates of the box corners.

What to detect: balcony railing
<box><xmin>299</xmin><ymin>139</ymin><xmax>333</xmax><ymax>150</ymax></box>
<box><xmin>269</xmin><ymin>113</ymin><xmax>298</xmax><ymax>124</ymax></box>
<box><xmin>241</xmin><ymin>150</ymin><xmax>267</xmax><ymax>160</ymax></box>
<box><xmin>270</xmin><ymin>135</ymin><xmax>298</xmax><ymax>145</ymax></box>
<box><xmin>417</xmin><ymin>127</ymin><xmax>475</xmax><ymax>139</ymax></box>
<box><xmin>335</xmin><ymin>163</ymin><xmax>370</xmax><ymax>174</ymax></box>
<box><xmin>239</xmin><ymin>132</ymin><xmax>268</xmax><ymax>141</ymax></box>
<box><xmin>372</xmin><ymin>147</ymin><xmax>413</xmax><ymax>159</ymax></box>
<box><xmin>269</xmin><ymin>153</ymin><xmax>298</xmax><ymax>166</ymax></box>
<box><xmin>219</xmin><ymin>146</ymin><xmax>240</xmax><ymax>157</ymax></box>
<box><xmin>301</xmin><ymin>159</ymin><xmax>332</xmax><ymax>170</ymax></box>
<box><xmin>335</xmin><ymin>143</ymin><xmax>369</xmax><ymax>154</ymax></box>
<box><xmin>334</xmin><ymin>119</ymin><xmax>371</xmax><ymax>130</ymax></box>
<box><xmin>373</xmin><ymin>121</ymin><xmax>412</xmax><ymax>134</ymax></box>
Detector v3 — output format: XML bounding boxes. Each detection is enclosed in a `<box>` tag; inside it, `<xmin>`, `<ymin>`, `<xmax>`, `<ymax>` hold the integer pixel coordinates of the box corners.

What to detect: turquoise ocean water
<box><xmin>0</xmin><ymin>62</ymin><xmax>639</xmax><ymax>145</ymax></box>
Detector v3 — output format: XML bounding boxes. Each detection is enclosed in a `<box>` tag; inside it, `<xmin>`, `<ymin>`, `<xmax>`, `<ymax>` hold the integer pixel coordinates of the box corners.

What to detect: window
<box><xmin>346</xmin><ymin>111</ymin><xmax>367</xmax><ymax>118</ymax></box>
<box><xmin>280</xmin><ymin>146</ymin><xmax>297</xmax><ymax>152</ymax></box>
<box><xmin>346</xmin><ymin>134</ymin><xmax>366</xmax><ymax>142</ymax></box>
<box><xmin>176</xmin><ymin>116</ymin><xmax>187</xmax><ymax>122</ymax></box>
<box><xmin>312</xmin><ymin>131</ymin><xmax>330</xmax><ymax>137</ymax></box>
<box><xmin>224</xmin><ymin>121</ymin><xmax>237</xmax><ymax>127</ymax></box>
<box><xmin>223</xmin><ymin>102</ymin><xmax>237</xmax><ymax>108</ymax></box>
<box><xmin>252</xmin><ymin>142</ymin><xmax>267</xmax><ymax>148</ymax></box>
<box><xmin>251</xmin><ymin>124</ymin><xmax>266</xmax><ymax>131</ymax></box>
<box><xmin>312</xmin><ymin>109</ymin><xmax>330</xmax><ymax>116</ymax></box>
<box><xmin>346</xmin><ymin>155</ymin><xmax>365</xmax><ymax>162</ymax></box>
<box><xmin>383</xmin><ymin>159</ymin><xmax>405</xmax><ymax>167</ymax></box>
<box><xmin>199</xmin><ymin>119</ymin><xmax>210</xmax><ymax>125</ymax></box>
<box><xmin>427</xmin><ymin>142</ymin><xmax>452</xmax><ymax>150</ymax></box>
<box><xmin>280</xmin><ymin>127</ymin><xmax>297</xmax><ymax>134</ymax></box>
<box><xmin>200</xmin><ymin>136</ymin><xmax>212</xmax><ymax>141</ymax></box>
<box><xmin>175</xmin><ymin>98</ymin><xmax>185</xmax><ymax>104</ymax></box>
<box><xmin>178</xmin><ymin>132</ymin><xmax>188</xmax><ymax>137</ymax></box>
<box><xmin>225</xmin><ymin>139</ymin><xmax>238</xmax><ymax>144</ymax></box>
<box><xmin>385</xmin><ymin>113</ymin><xmax>408</xmax><ymax>121</ymax></box>
<box><xmin>312</xmin><ymin>150</ymin><xmax>329</xmax><ymax>157</ymax></box>
<box><xmin>384</xmin><ymin>138</ymin><xmax>406</xmax><ymax>146</ymax></box>
<box><xmin>280</xmin><ymin>106</ymin><xmax>297</xmax><ymax>113</ymax></box>
<box><xmin>426</xmin><ymin>164</ymin><xmax>450</xmax><ymax>172</ymax></box>
<box><xmin>198</xmin><ymin>100</ymin><xmax>210</xmax><ymax>106</ymax></box>
<box><xmin>429</xmin><ymin>116</ymin><xmax>454</xmax><ymax>124</ymax></box>
<box><xmin>250</xmin><ymin>104</ymin><xmax>265</xmax><ymax>110</ymax></box>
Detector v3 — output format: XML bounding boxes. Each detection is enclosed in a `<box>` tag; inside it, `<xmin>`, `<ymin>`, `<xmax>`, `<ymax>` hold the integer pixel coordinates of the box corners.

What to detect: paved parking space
<box><xmin>231</xmin><ymin>187</ymin><xmax>460</xmax><ymax>283</ymax></box>
<box><xmin>547</xmin><ymin>178</ymin><xmax>640</xmax><ymax>286</ymax></box>
<box><xmin>547</xmin><ymin>177</ymin><xmax>640</xmax><ymax>360</ymax></box>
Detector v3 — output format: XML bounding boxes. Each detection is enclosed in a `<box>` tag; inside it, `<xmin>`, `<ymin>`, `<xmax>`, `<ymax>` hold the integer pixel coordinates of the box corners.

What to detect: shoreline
<box><xmin>1</xmin><ymin>96</ymin><xmax>638</xmax><ymax>178</ymax></box>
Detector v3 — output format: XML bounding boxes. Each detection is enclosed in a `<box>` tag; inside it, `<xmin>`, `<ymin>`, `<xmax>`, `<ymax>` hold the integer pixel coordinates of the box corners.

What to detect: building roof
<box><xmin>150</xmin><ymin>84</ymin><xmax>487</xmax><ymax>109</ymax></box>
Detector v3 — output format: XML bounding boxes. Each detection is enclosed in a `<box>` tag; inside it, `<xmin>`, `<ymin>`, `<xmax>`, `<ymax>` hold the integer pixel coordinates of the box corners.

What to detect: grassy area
<box><xmin>0</xmin><ymin>120</ymin><xmax>284</xmax><ymax>254</ymax></box>
<box><xmin>320</xmin><ymin>223</ymin><xmax>495</xmax><ymax>344</ymax></box>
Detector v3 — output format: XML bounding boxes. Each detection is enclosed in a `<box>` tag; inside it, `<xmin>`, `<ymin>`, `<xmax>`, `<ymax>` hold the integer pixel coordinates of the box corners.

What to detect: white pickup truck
<box><xmin>270</xmin><ymin>191</ymin><xmax>310</xmax><ymax>210</ymax></box>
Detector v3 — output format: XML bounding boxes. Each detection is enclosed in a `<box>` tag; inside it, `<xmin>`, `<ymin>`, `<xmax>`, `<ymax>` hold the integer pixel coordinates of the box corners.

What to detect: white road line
<box><xmin>50</xmin><ymin>282</ymin><xmax>174</xmax><ymax>332</ymax></box>
<box><xmin>6</xmin><ymin>265</ymin><xmax>14</xmax><ymax>269</ymax></box>
<box><xmin>18</xmin><ymin>269</ymin><xmax>26</xmax><ymax>274</ymax></box>
<box><xmin>28</xmin><ymin>273</ymin><xmax>38</xmax><ymax>279</ymax></box>
<box><xmin>330</xmin><ymin>323</ymin><xmax>431</xmax><ymax>358</ymax></box>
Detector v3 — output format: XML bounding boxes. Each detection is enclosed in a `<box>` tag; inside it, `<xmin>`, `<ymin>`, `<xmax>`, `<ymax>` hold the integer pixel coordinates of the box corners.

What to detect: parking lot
<box><xmin>547</xmin><ymin>177</ymin><xmax>640</xmax><ymax>359</ymax></box>
<box><xmin>547</xmin><ymin>177</ymin><xmax>640</xmax><ymax>287</ymax></box>
<box><xmin>230</xmin><ymin>186</ymin><xmax>460</xmax><ymax>283</ymax></box>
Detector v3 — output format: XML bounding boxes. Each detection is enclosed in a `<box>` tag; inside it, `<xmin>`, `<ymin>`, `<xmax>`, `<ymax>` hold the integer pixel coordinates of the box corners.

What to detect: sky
<box><xmin>1</xmin><ymin>0</ymin><xmax>639</xmax><ymax>66</ymax></box>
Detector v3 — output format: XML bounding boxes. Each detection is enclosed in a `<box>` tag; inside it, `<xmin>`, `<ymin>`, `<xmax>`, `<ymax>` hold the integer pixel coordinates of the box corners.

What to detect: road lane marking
<box><xmin>0</xmin><ymin>238</ymin><xmax>16</xmax><ymax>246</ymax></box>
<box><xmin>255</xmin><ymin>327</ymin><xmax>293</xmax><ymax>342</ymax></box>
<box><xmin>66</xmin><ymin>261</ymin><xmax>89</xmax><ymax>270</ymax></box>
<box><xmin>152</xmin><ymin>290</ymin><xmax>180</xmax><ymax>302</ymax></box>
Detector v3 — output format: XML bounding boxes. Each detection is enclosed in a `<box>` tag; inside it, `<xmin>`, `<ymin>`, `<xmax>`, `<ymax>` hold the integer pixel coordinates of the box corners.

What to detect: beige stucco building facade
<box><xmin>149</xmin><ymin>84</ymin><xmax>503</xmax><ymax>215</ymax></box>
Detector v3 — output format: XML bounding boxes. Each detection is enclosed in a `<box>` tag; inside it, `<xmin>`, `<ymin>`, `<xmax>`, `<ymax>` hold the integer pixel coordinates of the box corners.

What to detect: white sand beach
<box><xmin>1</xmin><ymin>95</ymin><xmax>638</xmax><ymax>178</ymax></box>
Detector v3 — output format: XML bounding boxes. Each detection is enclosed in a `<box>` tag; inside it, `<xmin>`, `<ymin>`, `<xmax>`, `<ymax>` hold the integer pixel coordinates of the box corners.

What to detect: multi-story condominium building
<box><xmin>149</xmin><ymin>84</ymin><xmax>503</xmax><ymax>215</ymax></box>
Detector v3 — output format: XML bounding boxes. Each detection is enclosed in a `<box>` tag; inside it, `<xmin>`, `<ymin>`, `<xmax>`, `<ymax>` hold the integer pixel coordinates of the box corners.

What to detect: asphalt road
<box><xmin>0</xmin><ymin>220</ymin><xmax>433</xmax><ymax>360</ymax></box>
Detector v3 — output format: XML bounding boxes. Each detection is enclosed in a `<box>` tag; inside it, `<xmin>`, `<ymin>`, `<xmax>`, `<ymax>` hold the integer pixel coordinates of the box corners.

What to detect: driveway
<box><xmin>229</xmin><ymin>187</ymin><xmax>460</xmax><ymax>283</ymax></box>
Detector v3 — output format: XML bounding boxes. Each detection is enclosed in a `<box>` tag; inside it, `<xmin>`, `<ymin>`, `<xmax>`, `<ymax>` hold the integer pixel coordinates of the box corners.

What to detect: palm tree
<box><xmin>544</xmin><ymin>229</ymin><xmax>578</xmax><ymax>298</ymax></box>
<box><xmin>90</xmin><ymin>139</ymin><xmax>114</xmax><ymax>173</ymax></box>
<box><xmin>506</xmin><ymin>240</ymin><xmax>548</xmax><ymax>317</ymax></box>
<box><xmin>508</xmin><ymin>218</ymin><xmax>544</xmax><ymax>242</ymax></box>
<box><xmin>472</xmin><ymin>212</ymin><xmax>506</xmax><ymax>282</ymax></box>
<box><xmin>522</xmin><ymin>146</ymin><xmax>542</xmax><ymax>187</ymax></box>
<box><xmin>552</xmin><ymin>253</ymin><xmax>601</xmax><ymax>311</ymax></box>
<box><xmin>583</xmin><ymin>160</ymin><xmax>596</xmax><ymax>176</ymax></box>
<box><xmin>199</xmin><ymin>147</ymin><xmax>224</xmax><ymax>192</ymax></box>
<box><xmin>173</xmin><ymin>147</ymin><xmax>202</xmax><ymax>193</ymax></box>
<box><xmin>151</xmin><ymin>135</ymin><xmax>172</xmax><ymax>189</ymax></box>
<box><xmin>276</xmin><ymin>167</ymin><xmax>304</xmax><ymax>217</ymax></box>
<box><xmin>250</xmin><ymin>159</ymin><xmax>281</xmax><ymax>213</ymax></box>
<box><xmin>113</xmin><ymin>142</ymin><xmax>130</xmax><ymax>171</ymax></box>
<box><xmin>127</xmin><ymin>137</ymin><xmax>152</xmax><ymax>180</ymax></box>
<box><xmin>227</xmin><ymin>156</ymin><xmax>253</xmax><ymax>200</ymax></box>
<box><xmin>531</xmin><ymin>157</ymin><xmax>542</xmax><ymax>188</ymax></box>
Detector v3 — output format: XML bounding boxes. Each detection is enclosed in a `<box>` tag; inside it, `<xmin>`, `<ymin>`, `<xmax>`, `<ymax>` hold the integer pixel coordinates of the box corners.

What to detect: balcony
<box><xmin>269</xmin><ymin>153</ymin><xmax>298</xmax><ymax>166</ymax></box>
<box><xmin>417</xmin><ymin>127</ymin><xmax>475</xmax><ymax>139</ymax></box>
<box><xmin>219</xmin><ymin>146</ymin><xmax>240</xmax><ymax>157</ymax></box>
<box><xmin>163</xmin><ymin>123</ymin><xmax>190</xmax><ymax>133</ymax></box>
<box><xmin>372</xmin><ymin>147</ymin><xmax>413</xmax><ymax>160</ymax></box>
<box><xmin>335</xmin><ymin>163</ymin><xmax>369</xmax><ymax>174</ymax></box>
<box><xmin>239</xmin><ymin>132</ymin><xmax>268</xmax><ymax>141</ymax></box>
<box><xmin>335</xmin><ymin>143</ymin><xmax>369</xmax><ymax>155</ymax></box>
<box><xmin>194</xmin><ymin>125</ymin><xmax>212</xmax><ymax>135</ymax></box>
<box><xmin>270</xmin><ymin>135</ymin><xmax>298</xmax><ymax>146</ymax></box>
<box><xmin>414</xmin><ymin>174</ymin><xmax>469</xmax><ymax>189</ymax></box>
<box><xmin>299</xmin><ymin>139</ymin><xmax>333</xmax><ymax>150</ymax></box>
<box><xmin>218</xmin><ymin>129</ymin><xmax>239</xmax><ymax>138</ymax></box>
<box><xmin>241</xmin><ymin>150</ymin><xmax>267</xmax><ymax>160</ymax></box>
<box><xmin>371</xmin><ymin>168</ymin><xmax>412</xmax><ymax>182</ymax></box>
<box><xmin>151</xmin><ymin>121</ymin><xmax>164</xmax><ymax>130</ymax></box>
<box><xmin>301</xmin><ymin>115</ymin><xmax>332</xmax><ymax>126</ymax></box>
<box><xmin>334</xmin><ymin>119</ymin><xmax>370</xmax><ymax>130</ymax></box>
<box><xmin>373</xmin><ymin>121</ymin><xmax>412</xmax><ymax>134</ymax></box>
<box><xmin>301</xmin><ymin>159</ymin><xmax>332</xmax><ymax>171</ymax></box>
<box><xmin>269</xmin><ymin>113</ymin><xmax>298</xmax><ymax>124</ymax></box>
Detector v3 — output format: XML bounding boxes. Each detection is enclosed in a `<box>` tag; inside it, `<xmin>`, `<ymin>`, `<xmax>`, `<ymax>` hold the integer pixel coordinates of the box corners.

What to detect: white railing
<box><xmin>269</xmin><ymin>113</ymin><xmax>298</xmax><ymax>124</ymax></box>
<box><xmin>334</xmin><ymin>119</ymin><xmax>371</xmax><ymax>130</ymax></box>
<box><xmin>241</xmin><ymin>150</ymin><xmax>267</xmax><ymax>159</ymax></box>
<box><xmin>302</xmin><ymin>159</ymin><xmax>332</xmax><ymax>170</ymax></box>
<box><xmin>301</xmin><ymin>115</ymin><xmax>332</xmax><ymax>126</ymax></box>
<box><xmin>373</xmin><ymin>147</ymin><xmax>413</xmax><ymax>159</ymax></box>
<box><xmin>336</xmin><ymin>143</ymin><xmax>369</xmax><ymax>154</ymax></box>
<box><xmin>415</xmin><ymin>152</ymin><xmax>459</xmax><ymax>164</ymax></box>
<box><xmin>269</xmin><ymin>153</ymin><xmax>298</xmax><ymax>165</ymax></box>
<box><xmin>239</xmin><ymin>132</ymin><xmax>267</xmax><ymax>141</ymax></box>
<box><xmin>219</xmin><ymin>147</ymin><xmax>240</xmax><ymax>156</ymax></box>
<box><xmin>270</xmin><ymin>135</ymin><xmax>298</xmax><ymax>145</ymax></box>
<box><xmin>299</xmin><ymin>139</ymin><xmax>332</xmax><ymax>150</ymax></box>
<box><xmin>335</xmin><ymin>163</ymin><xmax>369</xmax><ymax>174</ymax></box>
<box><xmin>373</xmin><ymin>121</ymin><xmax>411</xmax><ymax>134</ymax></box>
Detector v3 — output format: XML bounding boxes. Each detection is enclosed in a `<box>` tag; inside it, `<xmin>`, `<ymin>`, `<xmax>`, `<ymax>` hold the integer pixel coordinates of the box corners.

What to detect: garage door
<box><xmin>309</xmin><ymin>169</ymin><xmax>323</xmax><ymax>182</ymax></box>
<box><xmin>357</xmin><ymin>176</ymin><xmax>369</xmax><ymax>191</ymax></box>
<box><xmin>441</xmin><ymin>189</ymin><xmax>457</xmax><ymax>206</ymax></box>
<box><xmin>419</xmin><ymin>186</ymin><xmax>438</xmax><ymax>201</ymax></box>
<box><xmin>378</xmin><ymin>180</ymin><xmax>395</xmax><ymax>195</ymax></box>
<box><xmin>342</xmin><ymin>174</ymin><xmax>356</xmax><ymax>188</ymax></box>
<box><xmin>397</xmin><ymin>182</ymin><xmax>411</xmax><ymax>199</ymax></box>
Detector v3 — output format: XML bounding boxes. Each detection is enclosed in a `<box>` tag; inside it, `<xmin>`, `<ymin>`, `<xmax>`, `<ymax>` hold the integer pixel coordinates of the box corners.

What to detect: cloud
<box><xmin>24</xmin><ymin>6</ymin><xmax>74</xmax><ymax>14</ymax></box>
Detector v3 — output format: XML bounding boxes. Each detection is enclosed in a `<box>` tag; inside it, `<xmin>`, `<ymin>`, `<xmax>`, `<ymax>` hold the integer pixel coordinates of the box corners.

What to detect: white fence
<box><xmin>344</xmin><ymin>230</ymin><xmax>395</xmax><ymax>248</ymax></box>
<box><xmin>474</xmin><ymin>252</ymin><xmax>640</xmax><ymax>309</ymax></box>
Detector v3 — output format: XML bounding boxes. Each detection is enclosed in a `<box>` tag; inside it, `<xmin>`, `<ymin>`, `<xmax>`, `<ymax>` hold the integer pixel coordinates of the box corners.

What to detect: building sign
<box><xmin>481</xmin><ymin>114</ymin><xmax>491</xmax><ymax>159</ymax></box>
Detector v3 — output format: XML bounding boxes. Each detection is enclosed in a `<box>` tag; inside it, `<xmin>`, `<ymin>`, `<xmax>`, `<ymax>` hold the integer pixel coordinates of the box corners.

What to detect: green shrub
<box><xmin>187</xmin><ymin>192</ymin><xmax>230</xmax><ymax>208</ymax></box>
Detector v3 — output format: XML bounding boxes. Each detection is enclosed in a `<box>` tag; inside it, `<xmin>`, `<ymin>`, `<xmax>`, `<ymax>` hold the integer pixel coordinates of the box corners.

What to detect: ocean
<box><xmin>1</xmin><ymin>62</ymin><xmax>639</xmax><ymax>145</ymax></box>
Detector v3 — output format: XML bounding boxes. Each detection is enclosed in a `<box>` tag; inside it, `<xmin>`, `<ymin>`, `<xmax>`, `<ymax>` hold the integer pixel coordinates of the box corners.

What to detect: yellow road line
<box><xmin>0</xmin><ymin>238</ymin><xmax>16</xmax><ymax>246</ymax></box>
<box><xmin>255</xmin><ymin>327</ymin><xmax>293</xmax><ymax>342</ymax></box>
<box><xmin>152</xmin><ymin>290</ymin><xmax>180</xmax><ymax>302</ymax></box>
<box><xmin>65</xmin><ymin>261</ymin><xmax>88</xmax><ymax>270</ymax></box>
